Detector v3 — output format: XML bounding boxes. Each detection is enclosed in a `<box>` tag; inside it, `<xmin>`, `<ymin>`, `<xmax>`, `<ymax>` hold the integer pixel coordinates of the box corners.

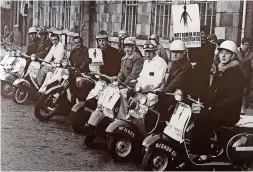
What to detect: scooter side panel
<box><xmin>106</xmin><ymin>119</ymin><xmax>141</xmax><ymax>139</ymax></box>
<box><xmin>0</xmin><ymin>72</ymin><xmax>17</xmax><ymax>83</ymax></box>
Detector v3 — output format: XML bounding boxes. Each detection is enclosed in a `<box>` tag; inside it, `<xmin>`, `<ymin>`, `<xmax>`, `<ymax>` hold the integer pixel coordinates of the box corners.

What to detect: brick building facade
<box><xmin>2</xmin><ymin>0</ymin><xmax>253</xmax><ymax>53</ymax></box>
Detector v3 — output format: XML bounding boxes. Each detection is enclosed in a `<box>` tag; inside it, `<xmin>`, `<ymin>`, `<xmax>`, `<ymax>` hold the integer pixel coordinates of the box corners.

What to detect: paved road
<box><xmin>1</xmin><ymin>98</ymin><xmax>140</xmax><ymax>171</ymax></box>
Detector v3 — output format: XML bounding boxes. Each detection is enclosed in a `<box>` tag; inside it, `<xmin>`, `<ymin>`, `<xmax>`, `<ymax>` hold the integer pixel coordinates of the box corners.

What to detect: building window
<box><xmin>50</xmin><ymin>1</ymin><xmax>58</xmax><ymax>28</ymax></box>
<box><xmin>63</xmin><ymin>1</ymin><xmax>71</xmax><ymax>30</ymax></box>
<box><xmin>38</xmin><ymin>1</ymin><xmax>44</xmax><ymax>26</ymax></box>
<box><xmin>191</xmin><ymin>0</ymin><xmax>216</xmax><ymax>34</ymax></box>
<box><xmin>123</xmin><ymin>0</ymin><xmax>138</xmax><ymax>36</ymax></box>
<box><xmin>153</xmin><ymin>0</ymin><xmax>172</xmax><ymax>39</ymax></box>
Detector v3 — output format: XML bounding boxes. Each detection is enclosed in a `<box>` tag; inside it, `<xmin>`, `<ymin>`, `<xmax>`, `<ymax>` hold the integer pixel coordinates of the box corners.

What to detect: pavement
<box><xmin>1</xmin><ymin>98</ymin><xmax>141</xmax><ymax>171</ymax></box>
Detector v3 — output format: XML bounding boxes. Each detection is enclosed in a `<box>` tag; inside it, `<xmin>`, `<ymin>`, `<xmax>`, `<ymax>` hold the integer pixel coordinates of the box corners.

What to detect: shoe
<box><xmin>194</xmin><ymin>155</ymin><xmax>211</xmax><ymax>164</ymax></box>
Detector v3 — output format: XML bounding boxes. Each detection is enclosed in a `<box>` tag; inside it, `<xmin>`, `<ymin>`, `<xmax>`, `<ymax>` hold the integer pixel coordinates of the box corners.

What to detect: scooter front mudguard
<box><xmin>71</xmin><ymin>101</ymin><xmax>85</xmax><ymax>113</ymax></box>
<box><xmin>12</xmin><ymin>78</ymin><xmax>30</xmax><ymax>88</ymax></box>
<box><xmin>143</xmin><ymin>133</ymin><xmax>175</xmax><ymax>153</ymax></box>
<box><xmin>44</xmin><ymin>85</ymin><xmax>64</xmax><ymax>95</ymax></box>
<box><xmin>106</xmin><ymin>119</ymin><xmax>141</xmax><ymax>140</ymax></box>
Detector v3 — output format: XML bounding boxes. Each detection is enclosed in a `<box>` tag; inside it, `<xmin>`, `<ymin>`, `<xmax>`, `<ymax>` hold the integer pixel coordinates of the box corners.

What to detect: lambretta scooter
<box><xmin>83</xmin><ymin>77</ymin><xmax>123</xmax><ymax>148</ymax></box>
<box><xmin>141</xmin><ymin>90</ymin><xmax>253</xmax><ymax>171</ymax></box>
<box><xmin>105</xmin><ymin>84</ymin><xmax>169</xmax><ymax>162</ymax></box>
<box><xmin>12</xmin><ymin>56</ymin><xmax>61</xmax><ymax>104</ymax></box>
<box><xmin>71</xmin><ymin>73</ymin><xmax>110</xmax><ymax>134</ymax></box>
<box><xmin>0</xmin><ymin>50</ymin><xmax>27</xmax><ymax>98</ymax></box>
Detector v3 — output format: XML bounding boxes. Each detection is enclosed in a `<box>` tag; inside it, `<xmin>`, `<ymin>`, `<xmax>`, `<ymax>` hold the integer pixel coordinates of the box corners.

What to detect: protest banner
<box><xmin>172</xmin><ymin>4</ymin><xmax>201</xmax><ymax>48</ymax></box>
<box><xmin>88</xmin><ymin>48</ymin><xmax>104</xmax><ymax>73</ymax></box>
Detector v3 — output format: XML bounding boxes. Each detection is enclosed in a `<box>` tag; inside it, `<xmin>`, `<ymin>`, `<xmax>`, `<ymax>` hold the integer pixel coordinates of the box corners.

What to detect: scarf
<box><xmin>218</xmin><ymin>60</ymin><xmax>239</xmax><ymax>72</ymax></box>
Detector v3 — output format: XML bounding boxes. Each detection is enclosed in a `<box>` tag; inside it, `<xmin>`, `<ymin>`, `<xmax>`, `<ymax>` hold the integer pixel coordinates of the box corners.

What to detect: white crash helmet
<box><xmin>123</xmin><ymin>37</ymin><xmax>136</xmax><ymax>45</ymax></box>
<box><xmin>218</xmin><ymin>40</ymin><xmax>238</xmax><ymax>54</ymax></box>
<box><xmin>170</xmin><ymin>40</ymin><xmax>186</xmax><ymax>51</ymax></box>
<box><xmin>28</xmin><ymin>27</ymin><xmax>37</xmax><ymax>34</ymax></box>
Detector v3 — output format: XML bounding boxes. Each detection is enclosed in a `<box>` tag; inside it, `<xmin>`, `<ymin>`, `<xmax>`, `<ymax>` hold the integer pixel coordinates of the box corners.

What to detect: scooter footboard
<box><xmin>71</xmin><ymin>101</ymin><xmax>85</xmax><ymax>113</ymax></box>
<box><xmin>0</xmin><ymin>73</ymin><xmax>17</xmax><ymax>83</ymax></box>
<box><xmin>106</xmin><ymin>119</ymin><xmax>141</xmax><ymax>139</ymax></box>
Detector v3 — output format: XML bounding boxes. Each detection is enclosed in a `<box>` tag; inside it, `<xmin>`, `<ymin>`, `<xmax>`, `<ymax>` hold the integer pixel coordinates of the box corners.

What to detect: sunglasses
<box><xmin>143</xmin><ymin>44</ymin><xmax>155</xmax><ymax>49</ymax></box>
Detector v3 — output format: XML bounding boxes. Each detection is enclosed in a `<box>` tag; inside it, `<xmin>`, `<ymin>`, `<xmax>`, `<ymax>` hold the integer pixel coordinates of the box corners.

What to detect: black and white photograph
<box><xmin>1</xmin><ymin>0</ymin><xmax>253</xmax><ymax>171</ymax></box>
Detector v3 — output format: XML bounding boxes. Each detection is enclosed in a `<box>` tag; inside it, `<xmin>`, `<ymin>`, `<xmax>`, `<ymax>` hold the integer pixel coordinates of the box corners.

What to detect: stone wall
<box><xmin>214</xmin><ymin>1</ymin><xmax>242</xmax><ymax>44</ymax></box>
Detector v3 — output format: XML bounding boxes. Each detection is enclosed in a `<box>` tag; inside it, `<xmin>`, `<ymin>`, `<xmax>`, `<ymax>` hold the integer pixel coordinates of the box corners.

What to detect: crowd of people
<box><xmin>23</xmin><ymin>25</ymin><xmax>252</xmax><ymax>162</ymax></box>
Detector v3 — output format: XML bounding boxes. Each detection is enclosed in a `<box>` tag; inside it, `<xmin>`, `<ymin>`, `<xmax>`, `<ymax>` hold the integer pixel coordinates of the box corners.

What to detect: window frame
<box><xmin>152</xmin><ymin>0</ymin><xmax>172</xmax><ymax>40</ymax></box>
<box><xmin>123</xmin><ymin>0</ymin><xmax>138</xmax><ymax>36</ymax></box>
<box><xmin>191</xmin><ymin>0</ymin><xmax>216</xmax><ymax>34</ymax></box>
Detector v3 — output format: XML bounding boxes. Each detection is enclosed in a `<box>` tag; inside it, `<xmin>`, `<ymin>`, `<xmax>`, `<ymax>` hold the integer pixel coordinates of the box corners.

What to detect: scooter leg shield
<box><xmin>87</xmin><ymin>110</ymin><xmax>106</xmax><ymax>127</ymax></box>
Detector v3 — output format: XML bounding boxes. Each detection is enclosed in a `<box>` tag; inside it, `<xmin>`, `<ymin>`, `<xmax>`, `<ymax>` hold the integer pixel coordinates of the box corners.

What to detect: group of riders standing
<box><xmin>22</xmin><ymin>25</ymin><xmax>252</xmax><ymax>163</ymax></box>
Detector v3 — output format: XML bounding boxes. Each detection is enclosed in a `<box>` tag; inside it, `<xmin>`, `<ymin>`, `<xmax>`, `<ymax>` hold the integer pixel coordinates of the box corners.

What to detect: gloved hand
<box><xmin>128</xmin><ymin>97</ymin><xmax>137</xmax><ymax>109</ymax></box>
<box><xmin>192</xmin><ymin>103</ymin><xmax>201</xmax><ymax>114</ymax></box>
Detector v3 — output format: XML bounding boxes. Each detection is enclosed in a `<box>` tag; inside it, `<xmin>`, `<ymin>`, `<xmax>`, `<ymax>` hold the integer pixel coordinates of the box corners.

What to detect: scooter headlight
<box><xmin>135</xmin><ymin>82</ymin><xmax>141</xmax><ymax>92</ymax></box>
<box><xmin>139</xmin><ymin>96</ymin><xmax>147</xmax><ymax>105</ymax></box>
<box><xmin>61</xmin><ymin>69</ymin><xmax>69</xmax><ymax>80</ymax></box>
<box><xmin>174</xmin><ymin>89</ymin><xmax>183</xmax><ymax>101</ymax></box>
<box><xmin>31</xmin><ymin>54</ymin><xmax>36</xmax><ymax>61</ymax></box>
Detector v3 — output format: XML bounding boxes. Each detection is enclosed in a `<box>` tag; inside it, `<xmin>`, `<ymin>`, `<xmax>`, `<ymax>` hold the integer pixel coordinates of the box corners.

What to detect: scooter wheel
<box><xmin>1</xmin><ymin>82</ymin><xmax>13</xmax><ymax>98</ymax></box>
<box><xmin>84</xmin><ymin>135</ymin><xmax>96</xmax><ymax>148</ymax></box>
<box><xmin>72</xmin><ymin>110</ymin><xmax>91</xmax><ymax>134</ymax></box>
<box><xmin>12</xmin><ymin>87</ymin><xmax>29</xmax><ymax>104</ymax></box>
<box><xmin>142</xmin><ymin>150</ymin><xmax>170</xmax><ymax>171</ymax></box>
<box><xmin>108</xmin><ymin>136</ymin><xmax>134</xmax><ymax>162</ymax></box>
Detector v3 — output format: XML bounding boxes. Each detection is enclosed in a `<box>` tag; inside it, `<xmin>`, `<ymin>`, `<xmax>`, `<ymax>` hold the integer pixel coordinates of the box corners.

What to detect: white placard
<box><xmin>163</xmin><ymin>102</ymin><xmax>191</xmax><ymax>143</ymax></box>
<box><xmin>172</xmin><ymin>4</ymin><xmax>201</xmax><ymax>48</ymax></box>
<box><xmin>88</xmin><ymin>48</ymin><xmax>104</xmax><ymax>73</ymax></box>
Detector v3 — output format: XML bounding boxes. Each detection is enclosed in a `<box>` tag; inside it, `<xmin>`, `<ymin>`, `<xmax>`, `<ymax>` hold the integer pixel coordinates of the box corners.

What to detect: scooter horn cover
<box><xmin>226</xmin><ymin>133</ymin><xmax>253</xmax><ymax>165</ymax></box>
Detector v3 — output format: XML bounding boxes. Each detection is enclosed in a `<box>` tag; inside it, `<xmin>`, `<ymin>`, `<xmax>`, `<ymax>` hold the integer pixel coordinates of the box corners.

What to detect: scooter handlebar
<box><xmin>187</xmin><ymin>95</ymin><xmax>204</xmax><ymax>108</ymax></box>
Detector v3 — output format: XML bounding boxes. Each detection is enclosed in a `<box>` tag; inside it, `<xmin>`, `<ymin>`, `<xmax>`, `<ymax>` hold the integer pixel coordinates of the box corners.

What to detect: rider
<box><xmin>117</xmin><ymin>36</ymin><xmax>144</xmax><ymax>86</ymax></box>
<box><xmin>118</xmin><ymin>30</ymin><xmax>143</xmax><ymax>58</ymax></box>
<box><xmin>37</xmin><ymin>33</ymin><xmax>66</xmax><ymax>86</ymax></box>
<box><xmin>36</xmin><ymin>27</ymin><xmax>53</xmax><ymax>60</ymax></box>
<box><xmin>96</xmin><ymin>30</ymin><xmax>121</xmax><ymax>77</ymax></box>
<box><xmin>149</xmin><ymin>33</ymin><xmax>169</xmax><ymax>64</ymax></box>
<box><xmin>26</xmin><ymin>27</ymin><xmax>39</xmax><ymax>56</ymax></box>
<box><xmin>191</xmin><ymin>40</ymin><xmax>245</xmax><ymax>163</ymax></box>
<box><xmin>23</xmin><ymin>27</ymin><xmax>53</xmax><ymax>74</ymax></box>
<box><xmin>69</xmin><ymin>36</ymin><xmax>91</xmax><ymax>73</ymax></box>
<box><xmin>155</xmin><ymin>40</ymin><xmax>193</xmax><ymax>120</ymax></box>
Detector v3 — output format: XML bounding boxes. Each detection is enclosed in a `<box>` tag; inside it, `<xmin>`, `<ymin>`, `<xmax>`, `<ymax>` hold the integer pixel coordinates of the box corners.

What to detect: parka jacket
<box><xmin>204</xmin><ymin>65</ymin><xmax>244</xmax><ymax>125</ymax></box>
<box><xmin>162</xmin><ymin>58</ymin><xmax>193</xmax><ymax>94</ymax></box>
<box><xmin>118</xmin><ymin>52</ymin><xmax>144</xmax><ymax>86</ymax></box>
<box><xmin>26</xmin><ymin>37</ymin><xmax>40</xmax><ymax>56</ymax></box>
<box><xmin>36</xmin><ymin>39</ymin><xmax>53</xmax><ymax>59</ymax></box>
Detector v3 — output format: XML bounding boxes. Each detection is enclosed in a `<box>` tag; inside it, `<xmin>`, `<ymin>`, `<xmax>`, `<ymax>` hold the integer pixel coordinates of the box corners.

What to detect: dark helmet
<box><xmin>38</xmin><ymin>27</ymin><xmax>48</xmax><ymax>35</ymax></box>
<box><xmin>96</xmin><ymin>30</ymin><xmax>108</xmax><ymax>39</ymax></box>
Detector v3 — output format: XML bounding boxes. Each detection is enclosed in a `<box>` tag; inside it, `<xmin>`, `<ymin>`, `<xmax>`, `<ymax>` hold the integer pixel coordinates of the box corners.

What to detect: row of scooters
<box><xmin>1</xmin><ymin>47</ymin><xmax>253</xmax><ymax>171</ymax></box>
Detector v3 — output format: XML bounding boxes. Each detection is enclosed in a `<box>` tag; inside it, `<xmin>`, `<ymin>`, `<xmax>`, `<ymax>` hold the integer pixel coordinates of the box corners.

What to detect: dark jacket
<box><xmin>36</xmin><ymin>39</ymin><xmax>53</xmax><ymax>59</ymax></box>
<box><xmin>118</xmin><ymin>52</ymin><xmax>144</xmax><ymax>86</ymax></box>
<box><xmin>238</xmin><ymin>48</ymin><xmax>253</xmax><ymax>87</ymax></box>
<box><xmin>69</xmin><ymin>45</ymin><xmax>91</xmax><ymax>73</ymax></box>
<box><xmin>100</xmin><ymin>44</ymin><xmax>122</xmax><ymax>76</ymax></box>
<box><xmin>188</xmin><ymin>41</ymin><xmax>216</xmax><ymax>99</ymax></box>
<box><xmin>162</xmin><ymin>58</ymin><xmax>193</xmax><ymax>94</ymax></box>
<box><xmin>204</xmin><ymin>65</ymin><xmax>244</xmax><ymax>125</ymax></box>
<box><xmin>26</xmin><ymin>37</ymin><xmax>40</xmax><ymax>56</ymax></box>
